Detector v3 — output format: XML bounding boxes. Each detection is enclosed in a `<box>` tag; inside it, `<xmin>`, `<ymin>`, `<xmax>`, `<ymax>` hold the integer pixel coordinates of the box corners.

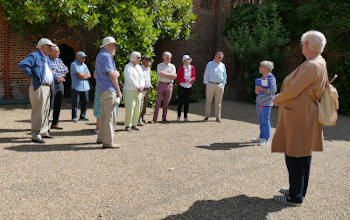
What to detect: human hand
<box><xmin>56</xmin><ymin>76</ymin><xmax>65</xmax><ymax>83</ymax></box>
<box><xmin>273</xmin><ymin>97</ymin><xmax>280</xmax><ymax>106</ymax></box>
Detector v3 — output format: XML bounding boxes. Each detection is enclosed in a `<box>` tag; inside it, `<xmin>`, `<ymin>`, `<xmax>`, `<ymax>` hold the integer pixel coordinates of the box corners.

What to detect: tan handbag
<box><xmin>318</xmin><ymin>75</ymin><xmax>339</xmax><ymax>126</ymax></box>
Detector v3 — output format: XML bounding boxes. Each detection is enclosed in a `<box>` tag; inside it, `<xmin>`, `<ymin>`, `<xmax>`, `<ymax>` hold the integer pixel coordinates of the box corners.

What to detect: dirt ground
<box><xmin>0</xmin><ymin>99</ymin><xmax>349</xmax><ymax>219</ymax></box>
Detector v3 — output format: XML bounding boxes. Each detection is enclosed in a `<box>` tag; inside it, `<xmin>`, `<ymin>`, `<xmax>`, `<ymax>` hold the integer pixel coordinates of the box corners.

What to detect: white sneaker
<box><xmin>252</xmin><ymin>137</ymin><xmax>260</xmax><ymax>142</ymax></box>
<box><xmin>177</xmin><ymin>117</ymin><xmax>181</xmax><ymax>121</ymax></box>
<box><xmin>184</xmin><ymin>117</ymin><xmax>189</xmax><ymax>122</ymax></box>
<box><xmin>259</xmin><ymin>139</ymin><xmax>269</xmax><ymax>146</ymax></box>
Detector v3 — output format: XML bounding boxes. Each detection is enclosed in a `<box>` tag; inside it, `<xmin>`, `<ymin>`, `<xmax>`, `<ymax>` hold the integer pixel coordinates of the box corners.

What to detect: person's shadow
<box><xmin>162</xmin><ymin>195</ymin><xmax>295</xmax><ymax>220</ymax></box>
<box><xmin>196</xmin><ymin>142</ymin><xmax>257</xmax><ymax>151</ymax></box>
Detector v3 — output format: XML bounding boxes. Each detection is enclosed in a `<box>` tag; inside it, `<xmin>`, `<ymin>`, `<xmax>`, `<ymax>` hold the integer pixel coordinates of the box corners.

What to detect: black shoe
<box><xmin>32</xmin><ymin>138</ymin><xmax>45</xmax><ymax>143</ymax></box>
<box><xmin>79</xmin><ymin>117</ymin><xmax>89</xmax><ymax>121</ymax></box>
<box><xmin>42</xmin><ymin>135</ymin><xmax>54</xmax><ymax>139</ymax></box>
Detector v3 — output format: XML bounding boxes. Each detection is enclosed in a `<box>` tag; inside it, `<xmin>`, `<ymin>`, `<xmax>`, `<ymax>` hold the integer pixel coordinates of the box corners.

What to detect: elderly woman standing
<box><xmin>252</xmin><ymin>61</ymin><xmax>277</xmax><ymax>146</ymax></box>
<box><xmin>176</xmin><ymin>55</ymin><xmax>196</xmax><ymax>121</ymax></box>
<box><xmin>123</xmin><ymin>51</ymin><xmax>145</xmax><ymax>131</ymax></box>
<box><xmin>272</xmin><ymin>30</ymin><xmax>328</xmax><ymax>205</ymax></box>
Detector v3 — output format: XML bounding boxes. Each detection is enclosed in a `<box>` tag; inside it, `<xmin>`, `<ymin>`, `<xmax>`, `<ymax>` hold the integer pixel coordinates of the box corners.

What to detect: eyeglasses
<box><xmin>217</xmin><ymin>56</ymin><xmax>223</xmax><ymax>59</ymax></box>
<box><xmin>137</xmin><ymin>57</ymin><xmax>141</xmax><ymax>59</ymax></box>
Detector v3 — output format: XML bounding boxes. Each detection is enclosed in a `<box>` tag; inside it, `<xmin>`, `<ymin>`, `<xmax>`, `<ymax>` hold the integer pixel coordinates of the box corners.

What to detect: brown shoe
<box><xmin>51</xmin><ymin>124</ymin><xmax>63</xmax><ymax>130</ymax></box>
<box><xmin>216</xmin><ymin>118</ymin><xmax>221</xmax><ymax>123</ymax></box>
<box><xmin>161</xmin><ymin>119</ymin><xmax>169</xmax><ymax>123</ymax></box>
<box><xmin>125</xmin><ymin>127</ymin><xmax>131</xmax><ymax>131</ymax></box>
<box><xmin>203</xmin><ymin>117</ymin><xmax>209</xmax><ymax>121</ymax></box>
<box><xmin>152</xmin><ymin>120</ymin><xmax>157</xmax><ymax>123</ymax></box>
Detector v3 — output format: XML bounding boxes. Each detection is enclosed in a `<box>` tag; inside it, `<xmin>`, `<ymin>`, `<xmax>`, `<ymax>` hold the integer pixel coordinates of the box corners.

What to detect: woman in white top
<box><xmin>123</xmin><ymin>51</ymin><xmax>145</xmax><ymax>131</ymax></box>
<box><xmin>176</xmin><ymin>55</ymin><xmax>196</xmax><ymax>121</ymax></box>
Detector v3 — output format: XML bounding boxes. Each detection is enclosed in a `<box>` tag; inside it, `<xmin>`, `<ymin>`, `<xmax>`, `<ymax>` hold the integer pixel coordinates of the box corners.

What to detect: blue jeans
<box><xmin>256</xmin><ymin>105</ymin><xmax>272</xmax><ymax>141</ymax></box>
<box><xmin>72</xmin><ymin>89</ymin><xmax>89</xmax><ymax>120</ymax></box>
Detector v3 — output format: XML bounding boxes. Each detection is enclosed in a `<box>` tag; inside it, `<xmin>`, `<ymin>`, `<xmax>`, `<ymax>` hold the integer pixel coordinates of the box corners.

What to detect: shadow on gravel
<box><xmin>0</xmin><ymin>137</ymin><xmax>31</xmax><ymax>144</ymax></box>
<box><xmin>196</xmin><ymin>142</ymin><xmax>256</xmax><ymax>150</ymax></box>
<box><xmin>162</xmin><ymin>195</ymin><xmax>294</xmax><ymax>220</ymax></box>
<box><xmin>50</xmin><ymin>129</ymin><xmax>95</xmax><ymax>136</ymax></box>
<box><xmin>0</xmin><ymin>128</ymin><xmax>31</xmax><ymax>133</ymax></box>
<box><xmin>4</xmin><ymin>142</ymin><xmax>108</xmax><ymax>152</ymax></box>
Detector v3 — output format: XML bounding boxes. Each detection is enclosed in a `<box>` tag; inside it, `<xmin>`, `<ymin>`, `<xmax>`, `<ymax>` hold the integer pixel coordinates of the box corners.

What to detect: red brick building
<box><xmin>0</xmin><ymin>0</ymin><xmax>301</xmax><ymax>102</ymax></box>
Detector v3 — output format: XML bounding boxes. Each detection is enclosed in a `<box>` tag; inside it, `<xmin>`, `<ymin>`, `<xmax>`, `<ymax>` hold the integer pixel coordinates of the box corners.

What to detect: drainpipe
<box><xmin>4</xmin><ymin>18</ymin><xmax>10</xmax><ymax>100</ymax></box>
<box><xmin>212</xmin><ymin>0</ymin><xmax>219</xmax><ymax>57</ymax></box>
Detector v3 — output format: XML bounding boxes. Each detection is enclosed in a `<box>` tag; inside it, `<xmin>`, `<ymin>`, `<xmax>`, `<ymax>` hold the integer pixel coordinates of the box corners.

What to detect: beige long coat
<box><xmin>271</xmin><ymin>55</ymin><xmax>328</xmax><ymax>157</ymax></box>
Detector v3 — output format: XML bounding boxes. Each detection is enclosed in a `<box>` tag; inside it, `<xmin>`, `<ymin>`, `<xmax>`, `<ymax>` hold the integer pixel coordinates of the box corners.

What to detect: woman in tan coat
<box><xmin>272</xmin><ymin>30</ymin><xmax>328</xmax><ymax>205</ymax></box>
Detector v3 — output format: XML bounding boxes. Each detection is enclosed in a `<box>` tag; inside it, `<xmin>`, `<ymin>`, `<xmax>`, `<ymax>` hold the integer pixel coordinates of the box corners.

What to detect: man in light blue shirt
<box><xmin>70</xmin><ymin>51</ymin><xmax>91</xmax><ymax>122</ymax></box>
<box><xmin>203</xmin><ymin>51</ymin><xmax>227</xmax><ymax>122</ymax></box>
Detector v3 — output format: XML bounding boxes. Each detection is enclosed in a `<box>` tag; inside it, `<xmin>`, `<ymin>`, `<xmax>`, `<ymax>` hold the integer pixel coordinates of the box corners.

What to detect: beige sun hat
<box><xmin>36</xmin><ymin>38</ymin><xmax>55</xmax><ymax>49</ymax></box>
<box><xmin>100</xmin><ymin>36</ymin><xmax>118</xmax><ymax>48</ymax></box>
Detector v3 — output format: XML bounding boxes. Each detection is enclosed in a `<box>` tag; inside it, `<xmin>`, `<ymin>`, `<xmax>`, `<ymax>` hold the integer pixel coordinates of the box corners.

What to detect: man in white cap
<box><xmin>95</xmin><ymin>36</ymin><xmax>122</xmax><ymax>148</ymax></box>
<box><xmin>18</xmin><ymin>38</ymin><xmax>64</xmax><ymax>143</ymax></box>
<box><xmin>70</xmin><ymin>51</ymin><xmax>91</xmax><ymax>122</ymax></box>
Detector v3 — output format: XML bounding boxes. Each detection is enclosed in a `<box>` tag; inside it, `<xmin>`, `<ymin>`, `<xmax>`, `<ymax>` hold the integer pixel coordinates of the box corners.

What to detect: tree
<box><xmin>0</xmin><ymin>0</ymin><xmax>196</xmax><ymax>69</ymax></box>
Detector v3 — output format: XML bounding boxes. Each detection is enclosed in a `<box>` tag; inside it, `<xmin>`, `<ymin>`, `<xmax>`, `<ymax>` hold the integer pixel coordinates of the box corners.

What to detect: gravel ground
<box><xmin>0</xmin><ymin>99</ymin><xmax>349</xmax><ymax>219</ymax></box>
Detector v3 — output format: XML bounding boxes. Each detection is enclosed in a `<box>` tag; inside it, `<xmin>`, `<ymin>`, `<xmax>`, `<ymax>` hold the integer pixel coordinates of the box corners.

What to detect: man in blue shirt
<box><xmin>95</xmin><ymin>36</ymin><xmax>122</xmax><ymax>148</ymax></box>
<box><xmin>18</xmin><ymin>38</ymin><xmax>64</xmax><ymax>143</ymax></box>
<box><xmin>48</xmin><ymin>46</ymin><xmax>68</xmax><ymax>129</ymax></box>
<box><xmin>70</xmin><ymin>51</ymin><xmax>91</xmax><ymax>122</ymax></box>
<box><xmin>203</xmin><ymin>51</ymin><xmax>227</xmax><ymax>122</ymax></box>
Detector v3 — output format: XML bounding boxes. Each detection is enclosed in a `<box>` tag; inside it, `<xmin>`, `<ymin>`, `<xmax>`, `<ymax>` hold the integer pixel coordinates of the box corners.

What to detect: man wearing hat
<box><xmin>95</xmin><ymin>36</ymin><xmax>122</xmax><ymax>148</ymax></box>
<box><xmin>70</xmin><ymin>51</ymin><xmax>91</xmax><ymax>122</ymax></box>
<box><xmin>18</xmin><ymin>38</ymin><xmax>64</xmax><ymax>143</ymax></box>
<box><xmin>138</xmin><ymin>55</ymin><xmax>153</xmax><ymax>125</ymax></box>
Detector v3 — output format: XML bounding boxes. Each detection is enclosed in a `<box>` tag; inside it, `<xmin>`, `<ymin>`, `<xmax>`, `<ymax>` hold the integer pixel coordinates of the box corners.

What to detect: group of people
<box><xmin>19</xmin><ymin>30</ymin><xmax>328</xmax><ymax>206</ymax></box>
<box><xmin>18</xmin><ymin>36</ymin><xmax>227</xmax><ymax>146</ymax></box>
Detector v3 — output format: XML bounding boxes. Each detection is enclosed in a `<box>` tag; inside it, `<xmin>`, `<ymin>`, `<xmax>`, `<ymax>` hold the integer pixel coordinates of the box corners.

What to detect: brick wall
<box><xmin>0</xmin><ymin>13</ymin><xmax>4</xmax><ymax>99</ymax></box>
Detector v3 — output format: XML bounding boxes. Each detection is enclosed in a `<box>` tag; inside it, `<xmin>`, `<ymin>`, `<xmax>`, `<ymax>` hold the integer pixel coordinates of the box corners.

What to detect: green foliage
<box><xmin>225</xmin><ymin>0</ymin><xmax>350</xmax><ymax>114</ymax></box>
<box><xmin>0</xmin><ymin>0</ymin><xmax>196</xmax><ymax>71</ymax></box>
<box><xmin>148</xmin><ymin>70</ymin><xmax>159</xmax><ymax>107</ymax></box>
<box><xmin>170</xmin><ymin>81</ymin><xmax>200</xmax><ymax>104</ymax></box>
<box><xmin>225</xmin><ymin>2</ymin><xmax>290</xmax><ymax>101</ymax></box>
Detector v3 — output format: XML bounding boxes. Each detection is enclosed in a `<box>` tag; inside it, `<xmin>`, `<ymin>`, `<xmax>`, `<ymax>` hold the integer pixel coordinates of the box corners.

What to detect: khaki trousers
<box><xmin>29</xmin><ymin>85</ymin><xmax>51</xmax><ymax>139</ymax></box>
<box><xmin>204</xmin><ymin>83</ymin><xmax>225</xmax><ymax>119</ymax></box>
<box><xmin>98</xmin><ymin>90</ymin><xmax>117</xmax><ymax>145</ymax></box>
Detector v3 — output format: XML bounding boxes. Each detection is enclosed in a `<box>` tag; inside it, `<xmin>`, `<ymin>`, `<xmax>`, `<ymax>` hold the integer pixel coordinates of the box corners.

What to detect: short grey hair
<box><xmin>260</xmin><ymin>60</ymin><xmax>274</xmax><ymax>72</ymax></box>
<box><xmin>129</xmin><ymin>51</ymin><xmax>141</xmax><ymax>62</ymax></box>
<box><xmin>163</xmin><ymin>51</ymin><xmax>172</xmax><ymax>58</ymax></box>
<box><xmin>215</xmin><ymin>51</ymin><xmax>224</xmax><ymax>57</ymax></box>
<box><xmin>301</xmin><ymin>30</ymin><xmax>327</xmax><ymax>54</ymax></box>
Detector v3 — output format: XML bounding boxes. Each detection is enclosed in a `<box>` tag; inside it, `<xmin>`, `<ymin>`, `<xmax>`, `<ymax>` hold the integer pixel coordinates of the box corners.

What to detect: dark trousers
<box><xmin>177</xmin><ymin>86</ymin><xmax>192</xmax><ymax>118</ymax></box>
<box><xmin>71</xmin><ymin>89</ymin><xmax>89</xmax><ymax>120</ymax></box>
<box><xmin>285</xmin><ymin>154</ymin><xmax>312</xmax><ymax>203</ymax></box>
<box><xmin>48</xmin><ymin>82</ymin><xmax>64</xmax><ymax>126</ymax></box>
<box><xmin>140</xmin><ymin>88</ymin><xmax>150</xmax><ymax>119</ymax></box>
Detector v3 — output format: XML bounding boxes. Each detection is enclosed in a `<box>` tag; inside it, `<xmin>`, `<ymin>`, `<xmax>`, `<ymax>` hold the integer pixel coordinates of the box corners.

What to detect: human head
<box><xmin>76</xmin><ymin>51</ymin><xmax>87</xmax><ymax>63</ymax></box>
<box><xmin>50</xmin><ymin>46</ymin><xmax>60</xmax><ymax>59</ymax></box>
<box><xmin>259</xmin><ymin>60</ymin><xmax>274</xmax><ymax>74</ymax></box>
<box><xmin>301</xmin><ymin>30</ymin><xmax>327</xmax><ymax>57</ymax></box>
<box><xmin>182</xmin><ymin>55</ymin><xmax>192</xmax><ymax>66</ymax></box>
<box><xmin>101</xmin><ymin>36</ymin><xmax>117</xmax><ymax>57</ymax></box>
<box><xmin>142</xmin><ymin>55</ymin><xmax>151</xmax><ymax>67</ymax></box>
<box><xmin>36</xmin><ymin>38</ymin><xmax>55</xmax><ymax>56</ymax></box>
<box><xmin>214</xmin><ymin>51</ymin><xmax>224</xmax><ymax>63</ymax></box>
<box><xmin>163</xmin><ymin>51</ymin><xmax>172</xmax><ymax>64</ymax></box>
<box><xmin>129</xmin><ymin>51</ymin><xmax>141</xmax><ymax>65</ymax></box>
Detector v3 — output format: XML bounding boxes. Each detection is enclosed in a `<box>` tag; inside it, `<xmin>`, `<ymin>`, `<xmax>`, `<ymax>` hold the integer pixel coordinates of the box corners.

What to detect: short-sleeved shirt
<box><xmin>157</xmin><ymin>62</ymin><xmax>176</xmax><ymax>83</ymax></box>
<box><xmin>95</xmin><ymin>48</ymin><xmax>116</xmax><ymax>94</ymax></box>
<box><xmin>70</xmin><ymin>60</ymin><xmax>90</xmax><ymax>91</ymax></box>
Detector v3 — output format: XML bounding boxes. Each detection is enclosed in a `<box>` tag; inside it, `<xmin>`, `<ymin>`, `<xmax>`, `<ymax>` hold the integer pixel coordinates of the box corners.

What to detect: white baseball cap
<box><xmin>100</xmin><ymin>36</ymin><xmax>118</xmax><ymax>48</ymax></box>
<box><xmin>36</xmin><ymin>38</ymin><xmax>56</xmax><ymax>49</ymax></box>
<box><xmin>182</xmin><ymin>55</ymin><xmax>192</xmax><ymax>62</ymax></box>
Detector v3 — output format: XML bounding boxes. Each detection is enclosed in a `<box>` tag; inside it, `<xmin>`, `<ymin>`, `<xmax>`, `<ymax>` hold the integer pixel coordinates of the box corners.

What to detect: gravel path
<box><xmin>0</xmin><ymin>99</ymin><xmax>349</xmax><ymax>219</ymax></box>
